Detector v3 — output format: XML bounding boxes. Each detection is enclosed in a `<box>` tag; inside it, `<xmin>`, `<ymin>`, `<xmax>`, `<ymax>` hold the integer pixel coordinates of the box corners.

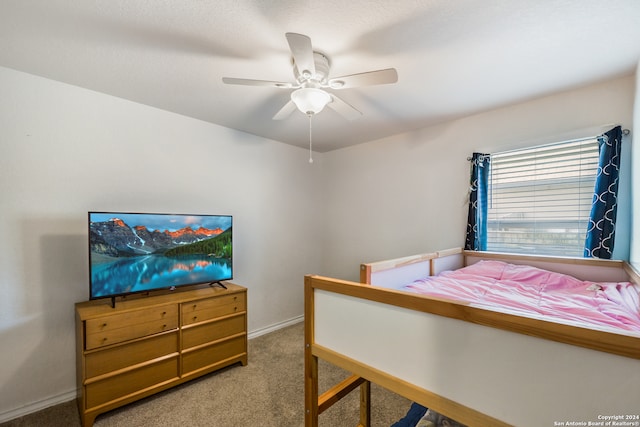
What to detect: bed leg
<box><xmin>305</xmin><ymin>352</ymin><xmax>319</xmax><ymax>427</ymax></box>
<box><xmin>359</xmin><ymin>380</ymin><xmax>371</xmax><ymax>427</ymax></box>
<box><xmin>305</xmin><ymin>277</ymin><xmax>319</xmax><ymax>427</ymax></box>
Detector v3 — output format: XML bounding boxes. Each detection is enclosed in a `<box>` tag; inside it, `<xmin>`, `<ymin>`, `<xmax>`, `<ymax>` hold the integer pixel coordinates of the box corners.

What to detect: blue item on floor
<box><xmin>390</xmin><ymin>402</ymin><xmax>428</xmax><ymax>427</ymax></box>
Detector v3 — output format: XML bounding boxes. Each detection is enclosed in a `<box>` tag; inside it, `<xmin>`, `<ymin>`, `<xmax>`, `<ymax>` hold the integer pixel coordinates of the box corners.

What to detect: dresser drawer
<box><xmin>181</xmin><ymin>294</ymin><xmax>245</xmax><ymax>326</ymax></box>
<box><xmin>85</xmin><ymin>305</ymin><xmax>178</xmax><ymax>350</ymax></box>
<box><xmin>85</xmin><ymin>331</ymin><xmax>178</xmax><ymax>378</ymax></box>
<box><xmin>182</xmin><ymin>334</ymin><xmax>246</xmax><ymax>374</ymax></box>
<box><xmin>182</xmin><ymin>314</ymin><xmax>245</xmax><ymax>350</ymax></box>
<box><xmin>85</xmin><ymin>356</ymin><xmax>179</xmax><ymax>409</ymax></box>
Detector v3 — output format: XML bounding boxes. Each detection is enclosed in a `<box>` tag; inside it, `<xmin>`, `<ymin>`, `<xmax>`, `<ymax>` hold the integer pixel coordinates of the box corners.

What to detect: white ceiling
<box><xmin>1</xmin><ymin>0</ymin><xmax>639</xmax><ymax>152</ymax></box>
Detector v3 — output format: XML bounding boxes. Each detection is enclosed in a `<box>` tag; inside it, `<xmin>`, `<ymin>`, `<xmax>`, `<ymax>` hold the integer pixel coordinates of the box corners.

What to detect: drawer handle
<box><xmin>102</xmin><ymin>323</ymin><xmax>107</xmax><ymax>329</ymax></box>
<box><xmin>162</xmin><ymin>311</ymin><xmax>167</xmax><ymax>316</ymax></box>
<box><xmin>193</xmin><ymin>316</ymin><xmax>197</xmax><ymax>322</ymax></box>
<box><xmin>192</xmin><ymin>304</ymin><xmax>197</xmax><ymax>309</ymax></box>
<box><xmin>102</xmin><ymin>337</ymin><xmax>108</xmax><ymax>343</ymax></box>
<box><xmin>234</xmin><ymin>306</ymin><xmax>238</xmax><ymax>312</ymax></box>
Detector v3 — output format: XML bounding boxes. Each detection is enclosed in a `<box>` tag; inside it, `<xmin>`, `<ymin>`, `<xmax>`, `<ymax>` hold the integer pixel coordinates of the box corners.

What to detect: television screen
<box><xmin>89</xmin><ymin>212</ymin><xmax>232</xmax><ymax>300</ymax></box>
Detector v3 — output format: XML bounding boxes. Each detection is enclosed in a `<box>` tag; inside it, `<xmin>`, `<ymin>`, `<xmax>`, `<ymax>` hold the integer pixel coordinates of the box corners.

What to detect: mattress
<box><xmin>401</xmin><ymin>260</ymin><xmax>640</xmax><ymax>332</ymax></box>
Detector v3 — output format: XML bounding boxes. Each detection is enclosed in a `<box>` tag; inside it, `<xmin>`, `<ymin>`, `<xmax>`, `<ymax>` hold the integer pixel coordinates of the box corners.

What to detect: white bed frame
<box><xmin>304</xmin><ymin>248</ymin><xmax>640</xmax><ymax>427</ymax></box>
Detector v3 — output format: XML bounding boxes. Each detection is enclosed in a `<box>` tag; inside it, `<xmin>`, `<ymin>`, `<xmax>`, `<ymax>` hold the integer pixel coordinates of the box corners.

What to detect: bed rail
<box><xmin>361</xmin><ymin>248</ymin><xmax>631</xmax><ymax>286</ymax></box>
<box><xmin>304</xmin><ymin>275</ymin><xmax>513</xmax><ymax>427</ymax></box>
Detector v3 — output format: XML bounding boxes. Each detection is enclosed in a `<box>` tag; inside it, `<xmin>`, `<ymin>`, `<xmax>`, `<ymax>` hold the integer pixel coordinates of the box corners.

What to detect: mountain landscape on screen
<box><xmin>90</xmin><ymin>217</ymin><xmax>227</xmax><ymax>257</ymax></box>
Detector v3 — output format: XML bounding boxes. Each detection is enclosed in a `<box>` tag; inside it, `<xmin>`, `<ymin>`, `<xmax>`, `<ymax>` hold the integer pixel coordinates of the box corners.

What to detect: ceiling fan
<box><xmin>222</xmin><ymin>33</ymin><xmax>398</xmax><ymax>121</ymax></box>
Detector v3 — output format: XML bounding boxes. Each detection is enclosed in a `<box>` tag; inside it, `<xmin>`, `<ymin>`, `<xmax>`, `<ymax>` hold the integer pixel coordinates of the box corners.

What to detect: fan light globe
<box><xmin>291</xmin><ymin>88</ymin><xmax>331</xmax><ymax>115</ymax></box>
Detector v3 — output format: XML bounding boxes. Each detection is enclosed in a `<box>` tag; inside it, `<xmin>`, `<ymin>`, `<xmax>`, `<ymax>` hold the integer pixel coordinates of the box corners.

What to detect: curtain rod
<box><xmin>600</xmin><ymin>123</ymin><xmax>630</xmax><ymax>136</ymax></box>
<box><xmin>467</xmin><ymin>126</ymin><xmax>630</xmax><ymax>161</ymax></box>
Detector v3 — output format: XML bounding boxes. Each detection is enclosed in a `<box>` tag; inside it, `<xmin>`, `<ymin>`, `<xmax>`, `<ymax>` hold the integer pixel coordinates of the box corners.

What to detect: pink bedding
<box><xmin>402</xmin><ymin>260</ymin><xmax>640</xmax><ymax>332</ymax></box>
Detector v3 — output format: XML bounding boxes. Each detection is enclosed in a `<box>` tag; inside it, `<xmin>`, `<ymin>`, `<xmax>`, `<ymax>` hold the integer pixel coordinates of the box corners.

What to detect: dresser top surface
<box><xmin>76</xmin><ymin>282</ymin><xmax>246</xmax><ymax>319</ymax></box>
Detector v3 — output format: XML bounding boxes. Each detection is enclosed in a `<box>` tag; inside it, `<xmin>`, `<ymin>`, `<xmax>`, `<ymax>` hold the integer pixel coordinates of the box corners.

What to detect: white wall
<box><xmin>631</xmin><ymin>63</ymin><xmax>640</xmax><ymax>265</ymax></box>
<box><xmin>0</xmin><ymin>66</ymin><xmax>324</xmax><ymax>420</ymax></box>
<box><xmin>320</xmin><ymin>74</ymin><xmax>636</xmax><ymax>281</ymax></box>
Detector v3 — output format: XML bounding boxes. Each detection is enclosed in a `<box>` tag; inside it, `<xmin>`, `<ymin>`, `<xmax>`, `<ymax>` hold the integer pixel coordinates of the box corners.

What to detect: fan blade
<box><xmin>273</xmin><ymin>100</ymin><xmax>297</xmax><ymax>120</ymax></box>
<box><xmin>285</xmin><ymin>32</ymin><xmax>315</xmax><ymax>78</ymax></box>
<box><xmin>328</xmin><ymin>68</ymin><xmax>398</xmax><ymax>89</ymax></box>
<box><xmin>327</xmin><ymin>94</ymin><xmax>362</xmax><ymax>121</ymax></box>
<box><xmin>222</xmin><ymin>77</ymin><xmax>294</xmax><ymax>88</ymax></box>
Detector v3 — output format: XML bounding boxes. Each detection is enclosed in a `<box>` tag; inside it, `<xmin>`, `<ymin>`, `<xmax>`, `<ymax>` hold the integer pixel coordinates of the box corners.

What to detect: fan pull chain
<box><xmin>308</xmin><ymin>113</ymin><xmax>314</xmax><ymax>164</ymax></box>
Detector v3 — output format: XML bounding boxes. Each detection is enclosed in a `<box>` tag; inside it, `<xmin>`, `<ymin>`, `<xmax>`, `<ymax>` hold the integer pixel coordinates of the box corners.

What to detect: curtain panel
<box><xmin>464</xmin><ymin>153</ymin><xmax>490</xmax><ymax>251</ymax></box>
<box><xmin>584</xmin><ymin>126</ymin><xmax>623</xmax><ymax>259</ymax></box>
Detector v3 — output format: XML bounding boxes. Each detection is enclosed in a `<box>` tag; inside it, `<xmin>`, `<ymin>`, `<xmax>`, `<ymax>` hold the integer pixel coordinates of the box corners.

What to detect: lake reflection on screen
<box><xmin>90</xmin><ymin>254</ymin><xmax>232</xmax><ymax>297</ymax></box>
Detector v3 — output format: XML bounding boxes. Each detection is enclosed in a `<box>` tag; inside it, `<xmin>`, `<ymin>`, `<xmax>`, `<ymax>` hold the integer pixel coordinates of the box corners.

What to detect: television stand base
<box><xmin>209</xmin><ymin>281</ymin><xmax>227</xmax><ymax>290</ymax></box>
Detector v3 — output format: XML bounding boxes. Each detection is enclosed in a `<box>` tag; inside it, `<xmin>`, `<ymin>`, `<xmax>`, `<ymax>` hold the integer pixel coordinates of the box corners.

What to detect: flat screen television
<box><xmin>88</xmin><ymin>211</ymin><xmax>232</xmax><ymax>304</ymax></box>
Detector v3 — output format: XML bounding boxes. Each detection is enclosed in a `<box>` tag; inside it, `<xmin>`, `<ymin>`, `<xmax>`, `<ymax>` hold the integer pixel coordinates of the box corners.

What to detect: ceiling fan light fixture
<box><xmin>291</xmin><ymin>87</ymin><xmax>331</xmax><ymax>115</ymax></box>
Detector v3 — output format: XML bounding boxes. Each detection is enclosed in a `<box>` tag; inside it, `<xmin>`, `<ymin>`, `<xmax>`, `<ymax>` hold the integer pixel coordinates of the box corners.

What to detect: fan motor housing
<box><xmin>293</xmin><ymin>52</ymin><xmax>330</xmax><ymax>85</ymax></box>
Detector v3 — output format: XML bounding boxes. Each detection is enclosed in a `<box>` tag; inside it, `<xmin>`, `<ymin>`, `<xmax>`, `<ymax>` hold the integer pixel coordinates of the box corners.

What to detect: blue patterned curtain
<box><xmin>584</xmin><ymin>126</ymin><xmax>623</xmax><ymax>259</ymax></box>
<box><xmin>465</xmin><ymin>153</ymin><xmax>490</xmax><ymax>251</ymax></box>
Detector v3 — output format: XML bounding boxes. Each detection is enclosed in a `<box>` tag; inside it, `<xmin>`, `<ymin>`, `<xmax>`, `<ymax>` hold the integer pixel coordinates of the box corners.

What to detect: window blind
<box><xmin>486</xmin><ymin>138</ymin><xmax>599</xmax><ymax>256</ymax></box>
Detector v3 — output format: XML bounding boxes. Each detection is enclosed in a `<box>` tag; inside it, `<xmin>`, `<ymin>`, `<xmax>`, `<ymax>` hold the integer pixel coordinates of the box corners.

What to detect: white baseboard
<box><xmin>0</xmin><ymin>315</ymin><xmax>304</xmax><ymax>423</ymax></box>
<box><xmin>248</xmin><ymin>314</ymin><xmax>303</xmax><ymax>339</ymax></box>
<box><xmin>0</xmin><ymin>389</ymin><xmax>77</xmax><ymax>424</ymax></box>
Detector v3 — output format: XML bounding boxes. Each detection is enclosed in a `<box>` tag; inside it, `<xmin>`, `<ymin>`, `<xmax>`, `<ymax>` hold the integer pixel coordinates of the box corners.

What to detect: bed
<box><xmin>304</xmin><ymin>248</ymin><xmax>640</xmax><ymax>427</ymax></box>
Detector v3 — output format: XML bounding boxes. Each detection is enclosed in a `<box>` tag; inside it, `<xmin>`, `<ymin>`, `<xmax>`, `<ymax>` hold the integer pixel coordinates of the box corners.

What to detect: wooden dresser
<box><xmin>75</xmin><ymin>283</ymin><xmax>247</xmax><ymax>427</ymax></box>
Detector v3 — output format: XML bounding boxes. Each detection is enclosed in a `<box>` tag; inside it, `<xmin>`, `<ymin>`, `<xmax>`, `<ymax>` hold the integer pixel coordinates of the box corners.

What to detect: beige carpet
<box><xmin>1</xmin><ymin>322</ymin><xmax>411</xmax><ymax>427</ymax></box>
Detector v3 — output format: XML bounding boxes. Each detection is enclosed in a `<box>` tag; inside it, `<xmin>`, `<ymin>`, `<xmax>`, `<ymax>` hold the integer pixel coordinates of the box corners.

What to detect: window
<box><xmin>486</xmin><ymin>138</ymin><xmax>599</xmax><ymax>257</ymax></box>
